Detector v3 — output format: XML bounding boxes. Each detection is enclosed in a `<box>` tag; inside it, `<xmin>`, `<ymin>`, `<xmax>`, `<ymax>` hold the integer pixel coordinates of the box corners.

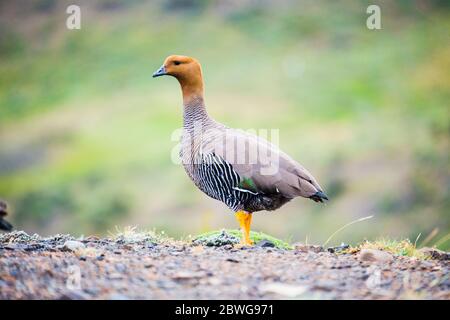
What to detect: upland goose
<box><xmin>153</xmin><ymin>55</ymin><xmax>328</xmax><ymax>245</ymax></box>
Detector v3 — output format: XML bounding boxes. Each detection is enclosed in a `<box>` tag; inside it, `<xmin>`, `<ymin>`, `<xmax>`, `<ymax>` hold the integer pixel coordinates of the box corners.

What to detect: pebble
<box><xmin>172</xmin><ymin>271</ymin><xmax>206</xmax><ymax>280</ymax></box>
<box><xmin>359</xmin><ymin>249</ymin><xmax>394</xmax><ymax>263</ymax></box>
<box><xmin>62</xmin><ymin>240</ymin><xmax>85</xmax><ymax>252</ymax></box>
<box><xmin>294</xmin><ymin>243</ymin><xmax>324</xmax><ymax>253</ymax></box>
<box><xmin>256</xmin><ymin>240</ymin><xmax>275</xmax><ymax>248</ymax></box>
<box><xmin>259</xmin><ymin>282</ymin><xmax>309</xmax><ymax>298</ymax></box>
<box><xmin>327</xmin><ymin>243</ymin><xmax>350</xmax><ymax>253</ymax></box>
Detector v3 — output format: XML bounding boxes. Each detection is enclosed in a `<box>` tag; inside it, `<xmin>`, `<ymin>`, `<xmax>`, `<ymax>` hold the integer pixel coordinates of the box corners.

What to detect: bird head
<box><xmin>153</xmin><ymin>55</ymin><xmax>202</xmax><ymax>80</ymax></box>
<box><xmin>153</xmin><ymin>55</ymin><xmax>204</xmax><ymax>102</ymax></box>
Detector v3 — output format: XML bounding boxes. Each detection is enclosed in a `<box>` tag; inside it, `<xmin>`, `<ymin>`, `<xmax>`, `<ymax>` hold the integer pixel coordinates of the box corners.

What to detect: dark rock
<box><xmin>24</xmin><ymin>243</ymin><xmax>44</xmax><ymax>251</ymax></box>
<box><xmin>327</xmin><ymin>243</ymin><xmax>350</xmax><ymax>253</ymax></box>
<box><xmin>256</xmin><ymin>239</ymin><xmax>275</xmax><ymax>248</ymax></box>
<box><xmin>419</xmin><ymin>247</ymin><xmax>449</xmax><ymax>261</ymax></box>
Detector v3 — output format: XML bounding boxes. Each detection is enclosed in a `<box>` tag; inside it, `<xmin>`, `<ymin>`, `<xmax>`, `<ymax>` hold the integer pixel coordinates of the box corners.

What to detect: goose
<box><xmin>153</xmin><ymin>55</ymin><xmax>328</xmax><ymax>245</ymax></box>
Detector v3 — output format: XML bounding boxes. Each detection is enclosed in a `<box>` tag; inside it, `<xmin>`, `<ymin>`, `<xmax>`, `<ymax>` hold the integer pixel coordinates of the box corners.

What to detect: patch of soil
<box><xmin>0</xmin><ymin>232</ymin><xmax>448</xmax><ymax>299</ymax></box>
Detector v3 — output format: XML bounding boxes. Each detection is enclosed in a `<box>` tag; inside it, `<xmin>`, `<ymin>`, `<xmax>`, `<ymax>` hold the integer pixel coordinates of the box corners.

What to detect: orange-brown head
<box><xmin>153</xmin><ymin>55</ymin><xmax>204</xmax><ymax>104</ymax></box>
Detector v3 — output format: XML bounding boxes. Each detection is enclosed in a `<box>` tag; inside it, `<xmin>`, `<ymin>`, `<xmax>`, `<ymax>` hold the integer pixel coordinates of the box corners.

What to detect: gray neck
<box><xmin>183</xmin><ymin>96</ymin><xmax>212</xmax><ymax>130</ymax></box>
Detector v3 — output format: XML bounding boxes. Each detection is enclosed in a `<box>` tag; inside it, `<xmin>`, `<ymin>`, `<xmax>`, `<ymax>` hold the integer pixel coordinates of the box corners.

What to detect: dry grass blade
<box><xmin>322</xmin><ymin>215</ymin><xmax>374</xmax><ymax>247</ymax></box>
<box><xmin>434</xmin><ymin>232</ymin><xmax>450</xmax><ymax>249</ymax></box>
<box><xmin>420</xmin><ymin>228</ymin><xmax>439</xmax><ymax>248</ymax></box>
<box><xmin>414</xmin><ymin>233</ymin><xmax>421</xmax><ymax>248</ymax></box>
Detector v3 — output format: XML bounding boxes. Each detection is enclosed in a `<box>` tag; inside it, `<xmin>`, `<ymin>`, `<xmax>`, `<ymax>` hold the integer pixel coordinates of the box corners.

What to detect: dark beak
<box><xmin>152</xmin><ymin>65</ymin><xmax>167</xmax><ymax>78</ymax></box>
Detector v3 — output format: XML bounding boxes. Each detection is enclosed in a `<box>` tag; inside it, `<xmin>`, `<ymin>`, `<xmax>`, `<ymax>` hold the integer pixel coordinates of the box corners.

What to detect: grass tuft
<box><xmin>109</xmin><ymin>226</ymin><xmax>170</xmax><ymax>244</ymax></box>
<box><xmin>344</xmin><ymin>238</ymin><xmax>427</xmax><ymax>259</ymax></box>
<box><xmin>193</xmin><ymin>229</ymin><xmax>293</xmax><ymax>249</ymax></box>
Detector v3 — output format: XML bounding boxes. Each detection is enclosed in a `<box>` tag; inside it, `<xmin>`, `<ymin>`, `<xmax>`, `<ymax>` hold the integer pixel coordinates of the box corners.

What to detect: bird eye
<box><xmin>174</xmin><ymin>61</ymin><xmax>181</xmax><ymax>66</ymax></box>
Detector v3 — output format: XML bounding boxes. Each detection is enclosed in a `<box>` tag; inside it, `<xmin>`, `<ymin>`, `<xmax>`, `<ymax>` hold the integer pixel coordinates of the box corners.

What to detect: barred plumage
<box><xmin>195</xmin><ymin>153</ymin><xmax>251</xmax><ymax>211</ymax></box>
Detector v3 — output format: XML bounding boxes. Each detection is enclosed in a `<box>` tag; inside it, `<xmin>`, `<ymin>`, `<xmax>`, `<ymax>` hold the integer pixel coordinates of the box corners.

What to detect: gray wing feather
<box><xmin>206</xmin><ymin>129</ymin><xmax>324</xmax><ymax>199</ymax></box>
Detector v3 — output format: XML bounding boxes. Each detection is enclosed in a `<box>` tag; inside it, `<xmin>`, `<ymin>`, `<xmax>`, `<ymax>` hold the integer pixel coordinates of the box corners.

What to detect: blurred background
<box><xmin>0</xmin><ymin>0</ymin><xmax>448</xmax><ymax>249</ymax></box>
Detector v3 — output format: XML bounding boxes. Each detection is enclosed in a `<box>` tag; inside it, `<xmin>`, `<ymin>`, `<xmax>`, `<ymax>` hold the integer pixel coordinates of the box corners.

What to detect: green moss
<box><xmin>194</xmin><ymin>229</ymin><xmax>293</xmax><ymax>249</ymax></box>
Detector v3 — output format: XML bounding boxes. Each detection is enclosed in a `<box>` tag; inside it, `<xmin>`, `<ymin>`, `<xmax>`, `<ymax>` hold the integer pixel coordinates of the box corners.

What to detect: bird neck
<box><xmin>179</xmin><ymin>75</ymin><xmax>211</xmax><ymax>129</ymax></box>
<box><xmin>181</xmin><ymin>82</ymin><xmax>204</xmax><ymax>106</ymax></box>
<box><xmin>175</xmin><ymin>67</ymin><xmax>205</xmax><ymax>106</ymax></box>
<box><xmin>182</xmin><ymin>96</ymin><xmax>210</xmax><ymax>129</ymax></box>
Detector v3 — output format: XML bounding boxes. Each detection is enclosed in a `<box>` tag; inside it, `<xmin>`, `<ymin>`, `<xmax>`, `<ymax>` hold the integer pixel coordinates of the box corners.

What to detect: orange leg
<box><xmin>235</xmin><ymin>211</ymin><xmax>254</xmax><ymax>246</ymax></box>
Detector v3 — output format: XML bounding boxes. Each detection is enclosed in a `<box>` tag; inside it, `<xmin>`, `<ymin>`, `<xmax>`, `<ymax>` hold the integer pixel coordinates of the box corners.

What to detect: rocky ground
<box><xmin>0</xmin><ymin>231</ymin><xmax>449</xmax><ymax>300</ymax></box>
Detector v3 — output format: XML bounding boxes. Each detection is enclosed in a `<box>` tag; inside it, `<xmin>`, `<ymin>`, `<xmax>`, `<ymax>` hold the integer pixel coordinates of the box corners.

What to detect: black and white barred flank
<box><xmin>193</xmin><ymin>153</ymin><xmax>290</xmax><ymax>213</ymax></box>
<box><xmin>194</xmin><ymin>153</ymin><xmax>250</xmax><ymax>211</ymax></box>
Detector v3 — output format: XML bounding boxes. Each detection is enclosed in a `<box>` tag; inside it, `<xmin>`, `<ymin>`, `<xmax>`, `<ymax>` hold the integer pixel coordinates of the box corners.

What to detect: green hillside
<box><xmin>0</xmin><ymin>0</ymin><xmax>448</xmax><ymax>249</ymax></box>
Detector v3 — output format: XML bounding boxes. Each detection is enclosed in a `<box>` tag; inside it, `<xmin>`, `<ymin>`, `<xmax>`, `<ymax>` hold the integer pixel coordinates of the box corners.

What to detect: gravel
<box><xmin>0</xmin><ymin>231</ymin><xmax>449</xmax><ymax>300</ymax></box>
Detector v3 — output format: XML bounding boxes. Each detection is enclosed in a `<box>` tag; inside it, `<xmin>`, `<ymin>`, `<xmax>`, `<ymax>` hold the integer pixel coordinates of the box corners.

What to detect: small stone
<box><xmin>327</xmin><ymin>243</ymin><xmax>350</xmax><ymax>253</ymax></box>
<box><xmin>115</xmin><ymin>263</ymin><xmax>127</xmax><ymax>273</ymax></box>
<box><xmin>259</xmin><ymin>282</ymin><xmax>309</xmax><ymax>298</ymax></box>
<box><xmin>359</xmin><ymin>249</ymin><xmax>393</xmax><ymax>263</ymax></box>
<box><xmin>172</xmin><ymin>271</ymin><xmax>206</xmax><ymax>280</ymax></box>
<box><xmin>62</xmin><ymin>240</ymin><xmax>85</xmax><ymax>252</ymax></box>
<box><xmin>208</xmin><ymin>277</ymin><xmax>222</xmax><ymax>285</ymax></box>
<box><xmin>108</xmin><ymin>273</ymin><xmax>123</xmax><ymax>280</ymax></box>
<box><xmin>294</xmin><ymin>243</ymin><xmax>324</xmax><ymax>253</ymax></box>
<box><xmin>418</xmin><ymin>247</ymin><xmax>449</xmax><ymax>261</ymax></box>
<box><xmin>312</xmin><ymin>280</ymin><xmax>336</xmax><ymax>292</ymax></box>
<box><xmin>256</xmin><ymin>239</ymin><xmax>275</xmax><ymax>248</ymax></box>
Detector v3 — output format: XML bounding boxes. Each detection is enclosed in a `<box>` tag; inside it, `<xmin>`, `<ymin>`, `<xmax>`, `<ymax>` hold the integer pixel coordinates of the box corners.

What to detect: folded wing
<box><xmin>207</xmin><ymin>129</ymin><xmax>327</xmax><ymax>201</ymax></box>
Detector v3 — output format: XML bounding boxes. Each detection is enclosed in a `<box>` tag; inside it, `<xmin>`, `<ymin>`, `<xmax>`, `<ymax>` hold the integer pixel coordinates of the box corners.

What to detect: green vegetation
<box><xmin>194</xmin><ymin>229</ymin><xmax>293</xmax><ymax>249</ymax></box>
<box><xmin>110</xmin><ymin>226</ymin><xmax>446</xmax><ymax>256</ymax></box>
<box><xmin>0</xmin><ymin>1</ymin><xmax>448</xmax><ymax>249</ymax></box>
<box><xmin>355</xmin><ymin>238</ymin><xmax>426</xmax><ymax>259</ymax></box>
